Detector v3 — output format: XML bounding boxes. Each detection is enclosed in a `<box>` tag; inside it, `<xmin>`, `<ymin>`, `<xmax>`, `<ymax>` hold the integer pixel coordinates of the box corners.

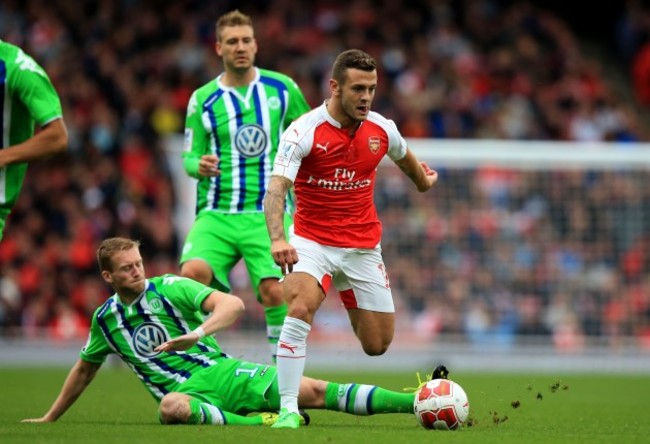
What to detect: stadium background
<box><xmin>1</xmin><ymin>0</ymin><xmax>650</xmax><ymax>372</ymax></box>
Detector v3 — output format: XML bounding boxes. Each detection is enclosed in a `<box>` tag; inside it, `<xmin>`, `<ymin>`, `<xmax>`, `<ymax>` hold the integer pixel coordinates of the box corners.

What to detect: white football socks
<box><xmin>276</xmin><ymin>316</ymin><xmax>312</xmax><ymax>413</ymax></box>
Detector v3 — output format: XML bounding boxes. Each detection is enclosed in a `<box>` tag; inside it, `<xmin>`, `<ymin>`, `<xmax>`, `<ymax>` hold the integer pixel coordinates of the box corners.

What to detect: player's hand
<box><xmin>420</xmin><ymin>162</ymin><xmax>438</xmax><ymax>190</ymax></box>
<box><xmin>21</xmin><ymin>417</ymin><xmax>54</xmax><ymax>423</ymax></box>
<box><xmin>270</xmin><ymin>240</ymin><xmax>298</xmax><ymax>275</ymax></box>
<box><xmin>198</xmin><ymin>154</ymin><xmax>221</xmax><ymax>177</ymax></box>
<box><xmin>154</xmin><ymin>332</ymin><xmax>200</xmax><ymax>352</ymax></box>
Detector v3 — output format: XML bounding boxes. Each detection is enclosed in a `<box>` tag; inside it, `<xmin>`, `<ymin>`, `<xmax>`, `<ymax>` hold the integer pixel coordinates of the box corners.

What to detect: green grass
<box><xmin>1</xmin><ymin>367</ymin><xmax>649</xmax><ymax>444</ymax></box>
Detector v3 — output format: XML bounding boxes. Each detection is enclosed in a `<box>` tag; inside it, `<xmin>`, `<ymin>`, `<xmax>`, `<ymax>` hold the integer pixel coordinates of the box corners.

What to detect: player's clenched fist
<box><xmin>198</xmin><ymin>154</ymin><xmax>221</xmax><ymax>177</ymax></box>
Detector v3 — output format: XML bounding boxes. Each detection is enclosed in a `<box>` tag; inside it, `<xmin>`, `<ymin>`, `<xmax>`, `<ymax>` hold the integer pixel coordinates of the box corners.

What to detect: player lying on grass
<box><xmin>22</xmin><ymin>237</ymin><xmax>448</xmax><ymax>426</ymax></box>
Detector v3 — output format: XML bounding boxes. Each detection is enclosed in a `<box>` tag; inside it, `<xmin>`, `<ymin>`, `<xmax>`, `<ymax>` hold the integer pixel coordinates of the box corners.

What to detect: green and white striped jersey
<box><xmin>182</xmin><ymin>67</ymin><xmax>309</xmax><ymax>215</ymax></box>
<box><xmin>80</xmin><ymin>274</ymin><xmax>227</xmax><ymax>402</ymax></box>
<box><xmin>0</xmin><ymin>40</ymin><xmax>63</xmax><ymax>217</ymax></box>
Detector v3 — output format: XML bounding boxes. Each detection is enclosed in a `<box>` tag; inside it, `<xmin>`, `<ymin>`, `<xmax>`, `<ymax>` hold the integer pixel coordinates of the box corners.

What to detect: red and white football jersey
<box><xmin>272</xmin><ymin>102</ymin><xmax>407</xmax><ymax>248</ymax></box>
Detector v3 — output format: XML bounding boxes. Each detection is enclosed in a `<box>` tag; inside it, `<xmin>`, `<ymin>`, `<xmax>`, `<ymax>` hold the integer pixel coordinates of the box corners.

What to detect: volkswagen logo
<box><xmin>132</xmin><ymin>323</ymin><xmax>167</xmax><ymax>358</ymax></box>
<box><xmin>234</xmin><ymin>124</ymin><xmax>267</xmax><ymax>158</ymax></box>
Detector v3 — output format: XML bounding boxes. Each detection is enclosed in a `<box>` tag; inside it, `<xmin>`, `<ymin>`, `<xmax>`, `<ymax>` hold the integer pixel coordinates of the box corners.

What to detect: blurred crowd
<box><xmin>375</xmin><ymin>165</ymin><xmax>650</xmax><ymax>351</ymax></box>
<box><xmin>1</xmin><ymin>0</ymin><xmax>649</xmax><ymax>350</ymax></box>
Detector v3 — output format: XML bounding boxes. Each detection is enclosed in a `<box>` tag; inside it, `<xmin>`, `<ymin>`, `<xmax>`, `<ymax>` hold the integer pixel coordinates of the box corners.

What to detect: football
<box><xmin>413</xmin><ymin>379</ymin><xmax>470</xmax><ymax>430</ymax></box>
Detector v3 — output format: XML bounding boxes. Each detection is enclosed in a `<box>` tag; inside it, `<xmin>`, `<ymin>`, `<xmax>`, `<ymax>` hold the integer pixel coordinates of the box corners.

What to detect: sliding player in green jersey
<box><xmin>0</xmin><ymin>40</ymin><xmax>68</xmax><ymax>239</ymax></box>
<box><xmin>180</xmin><ymin>10</ymin><xmax>310</xmax><ymax>362</ymax></box>
<box><xmin>22</xmin><ymin>237</ymin><xmax>440</xmax><ymax>427</ymax></box>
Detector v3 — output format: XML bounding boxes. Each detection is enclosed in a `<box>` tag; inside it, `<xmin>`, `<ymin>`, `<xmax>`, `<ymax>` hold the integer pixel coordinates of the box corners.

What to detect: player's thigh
<box><xmin>336</xmin><ymin>248</ymin><xmax>395</xmax><ymax>346</ymax></box>
<box><xmin>336</xmin><ymin>248</ymin><xmax>395</xmax><ymax>314</ymax></box>
<box><xmin>177</xmin><ymin>359</ymin><xmax>277</xmax><ymax>415</ymax></box>
<box><xmin>240</xmin><ymin>213</ymin><xmax>293</xmax><ymax>300</ymax></box>
<box><xmin>287</xmin><ymin>236</ymin><xmax>349</xmax><ymax>320</ymax></box>
<box><xmin>289</xmin><ymin>234</ymin><xmax>343</xmax><ymax>295</ymax></box>
<box><xmin>347</xmin><ymin>309</ymin><xmax>395</xmax><ymax>346</ymax></box>
<box><xmin>180</xmin><ymin>212</ymin><xmax>240</xmax><ymax>290</ymax></box>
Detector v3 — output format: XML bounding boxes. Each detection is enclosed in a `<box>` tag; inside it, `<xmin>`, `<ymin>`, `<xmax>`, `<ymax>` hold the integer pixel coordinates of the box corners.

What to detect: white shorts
<box><xmin>290</xmin><ymin>233</ymin><xmax>395</xmax><ymax>313</ymax></box>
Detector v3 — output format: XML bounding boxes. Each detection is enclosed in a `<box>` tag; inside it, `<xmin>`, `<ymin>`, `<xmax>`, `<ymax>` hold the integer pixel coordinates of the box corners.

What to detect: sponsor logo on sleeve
<box><xmin>183</xmin><ymin>129</ymin><xmax>193</xmax><ymax>152</ymax></box>
<box><xmin>275</xmin><ymin>142</ymin><xmax>296</xmax><ymax>167</ymax></box>
<box><xmin>187</xmin><ymin>93</ymin><xmax>198</xmax><ymax>116</ymax></box>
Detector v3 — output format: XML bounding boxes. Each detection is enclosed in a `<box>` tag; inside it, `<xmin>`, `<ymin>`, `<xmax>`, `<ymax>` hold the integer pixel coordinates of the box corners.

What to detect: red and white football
<box><xmin>413</xmin><ymin>379</ymin><xmax>470</xmax><ymax>430</ymax></box>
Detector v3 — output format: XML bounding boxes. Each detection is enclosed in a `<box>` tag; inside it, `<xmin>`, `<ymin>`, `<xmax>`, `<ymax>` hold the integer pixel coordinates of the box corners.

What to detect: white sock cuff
<box><xmin>201</xmin><ymin>403</ymin><xmax>225</xmax><ymax>425</ymax></box>
<box><xmin>267</xmin><ymin>325</ymin><xmax>283</xmax><ymax>339</ymax></box>
<box><xmin>282</xmin><ymin>316</ymin><xmax>312</xmax><ymax>340</ymax></box>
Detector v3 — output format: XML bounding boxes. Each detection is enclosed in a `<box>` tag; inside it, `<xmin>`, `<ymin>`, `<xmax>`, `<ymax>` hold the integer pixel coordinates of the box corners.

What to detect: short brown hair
<box><xmin>216</xmin><ymin>10</ymin><xmax>253</xmax><ymax>42</ymax></box>
<box><xmin>97</xmin><ymin>237</ymin><xmax>140</xmax><ymax>272</ymax></box>
<box><xmin>331</xmin><ymin>49</ymin><xmax>377</xmax><ymax>85</ymax></box>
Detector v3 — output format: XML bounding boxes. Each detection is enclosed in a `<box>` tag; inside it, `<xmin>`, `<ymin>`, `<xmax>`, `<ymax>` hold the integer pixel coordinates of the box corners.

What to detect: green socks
<box><xmin>264</xmin><ymin>304</ymin><xmax>288</xmax><ymax>362</ymax></box>
<box><xmin>187</xmin><ymin>399</ymin><xmax>262</xmax><ymax>425</ymax></box>
<box><xmin>325</xmin><ymin>383</ymin><xmax>414</xmax><ymax>415</ymax></box>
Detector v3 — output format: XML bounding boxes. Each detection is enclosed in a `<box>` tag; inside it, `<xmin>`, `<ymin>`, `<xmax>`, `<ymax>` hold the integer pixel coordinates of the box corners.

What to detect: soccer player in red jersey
<box><xmin>263</xmin><ymin>49</ymin><xmax>439</xmax><ymax>428</ymax></box>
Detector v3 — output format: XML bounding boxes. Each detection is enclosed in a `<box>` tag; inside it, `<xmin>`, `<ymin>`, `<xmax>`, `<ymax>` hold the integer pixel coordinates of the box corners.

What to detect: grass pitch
<box><xmin>1</xmin><ymin>367</ymin><xmax>648</xmax><ymax>444</ymax></box>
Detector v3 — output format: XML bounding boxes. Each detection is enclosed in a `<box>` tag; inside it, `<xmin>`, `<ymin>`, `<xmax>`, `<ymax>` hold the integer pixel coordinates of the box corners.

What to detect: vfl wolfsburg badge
<box><xmin>267</xmin><ymin>96</ymin><xmax>281</xmax><ymax>110</ymax></box>
<box><xmin>149</xmin><ymin>297</ymin><xmax>164</xmax><ymax>313</ymax></box>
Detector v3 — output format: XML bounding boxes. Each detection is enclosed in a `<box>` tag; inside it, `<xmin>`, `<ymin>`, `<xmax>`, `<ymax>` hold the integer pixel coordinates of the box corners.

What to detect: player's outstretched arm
<box><xmin>21</xmin><ymin>359</ymin><xmax>101</xmax><ymax>423</ymax></box>
<box><xmin>0</xmin><ymin>118</ymin><xmax>67</xmax><ymax>168</ymax></box>
<box><xmin>393</xmin><ymin>148</ymin><xmax>438</xmax><ymax>192</ymax></box>
<box><xmin>155</xmin><ymin>291</ymin><xmax>245</xmax><ymax>352</ymax></box>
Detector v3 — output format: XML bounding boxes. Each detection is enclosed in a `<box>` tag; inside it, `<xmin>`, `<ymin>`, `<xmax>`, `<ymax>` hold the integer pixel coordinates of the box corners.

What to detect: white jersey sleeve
<box><xmin>271</xmin><ymin>113</ymin><xmax>317</xmax><ymax>182</ymax></box>
<box><xmin>368</xmin><ymin>112</ymin><xmax>408</xmax><ymax>161</ymax></box>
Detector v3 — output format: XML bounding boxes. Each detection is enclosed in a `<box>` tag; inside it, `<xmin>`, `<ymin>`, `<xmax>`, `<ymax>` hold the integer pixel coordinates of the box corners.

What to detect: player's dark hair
<box><xmin>331</xmin><ymin>49</ymin><xmax>376</xmax><ymax>85</ymax></box>
<box><xmin>97</xmin><ymin>237</ymin><xmax>141</xmax><ymax>271</ymax></box>
<box><xmin>216</xmin><ymin>10</ymin><xmax>254</xmax><ymax>42</ymax></box>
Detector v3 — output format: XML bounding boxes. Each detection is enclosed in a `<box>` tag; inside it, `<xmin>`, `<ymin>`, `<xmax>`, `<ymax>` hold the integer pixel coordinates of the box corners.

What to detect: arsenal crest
<box><xmin>368</xmin><ymin>136</ymin><xmax>380</xmax><ymax>154</ymax></box>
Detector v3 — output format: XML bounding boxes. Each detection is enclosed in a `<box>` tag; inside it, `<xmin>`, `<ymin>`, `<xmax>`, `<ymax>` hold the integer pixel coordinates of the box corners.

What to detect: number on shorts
<box><xmin>378</xmin><ymin>263</ymin><xmax>390</xmax><ymax>288</ymax></box>
<box><xmin>235</xmin><ymin>366</ymin><xmax>259</xmax><ymax>378</ymax></box>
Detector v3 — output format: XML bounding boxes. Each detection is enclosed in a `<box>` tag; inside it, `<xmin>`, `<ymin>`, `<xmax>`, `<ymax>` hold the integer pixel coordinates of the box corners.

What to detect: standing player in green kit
<box><xmin>180</xmin><ymin>10</ymin><xmax>310</xmax><ymax>362</ymax></box>
<box><xmin>0</xmin><ymin>40</ymin><xmax>68</xmax><ymax>239</ymax></box>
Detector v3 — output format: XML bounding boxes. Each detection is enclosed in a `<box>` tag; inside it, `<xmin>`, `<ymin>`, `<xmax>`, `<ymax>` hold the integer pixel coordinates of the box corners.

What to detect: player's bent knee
<box><xmin>287</xmin><ymin>303</ymin><xmax>312</xmax><ymax>320</ymax></box>
<box><xmin>159</xmin><ymin>393</ymin><xmax>190</xmax><ymax>424</ymax></box>
<box><xmin>180</xmin><ymin>262</ymin><xmax>212</xmax><ymax>286</ymax></box>
<box><xmin>286</xmin><ymin>295</ymin><xmax>316</xmax><ymax>319</ymax></box>
<box><xmin>258</xmin><ymin>279</ymin><xmax>284</xmax><ymax>306</ymax></box>
<box><xmin>361</xmin><ymin>343</ymin><xmax>389</xmax><ymax>356</ymax></box>
<box><xmin>360</xmin><ymin>337</ymin><xmax>392</xmax><ymax>356</ymax></box>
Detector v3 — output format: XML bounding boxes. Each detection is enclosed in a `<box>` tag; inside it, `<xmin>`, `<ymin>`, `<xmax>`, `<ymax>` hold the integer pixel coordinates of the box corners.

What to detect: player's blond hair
<box><xmin>97</xmin><ymin>237</ymin><xmax>141</xmax><ymax>271</ymax></box>
<box><xmin>332</xmin><ymin>49</ymin><xmax>377</xmax><ymax>85</ymax></box>
<box><xmin>216</xmin><ymin>10</ymin><xmax>254</xmax><ymax>42</ymax></box>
